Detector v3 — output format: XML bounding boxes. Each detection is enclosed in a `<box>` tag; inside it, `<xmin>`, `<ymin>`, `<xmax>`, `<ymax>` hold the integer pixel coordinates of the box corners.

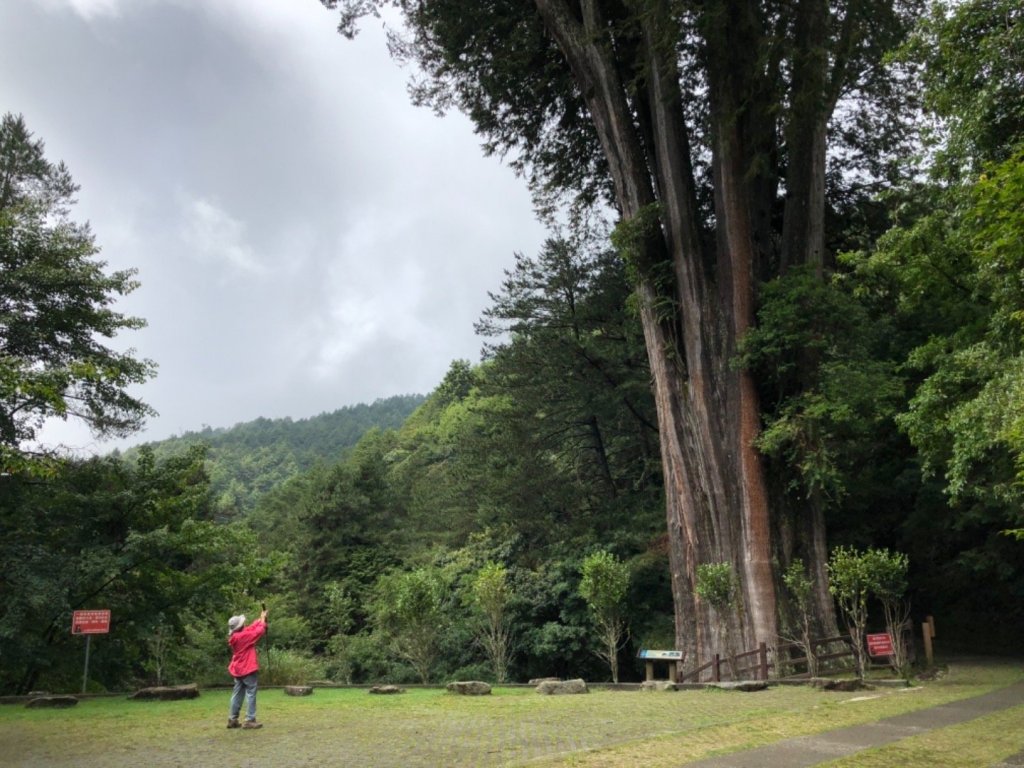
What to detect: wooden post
<box><xmin>668</xmin><ymin>660</ymin><xmax>678</xmax><ymax>683</ymax></box>
<box><xmin>645</xmin><ymin>660</ymin><xmax>654</xmax><ymax>682</ymax></box>
<box><xmin>758</xmin><ymin>642</ymin><xmax>768</xmax><ymax>680</ymax></box>
<box><xmin>712</xmin><ymin>653</ymin><xmax>721</xmax><ymax>682</ymax></box>
<box><xmin>922</xmin><ymin>620</ymin><xmax>934</xmax><ymax>666</ymax></box>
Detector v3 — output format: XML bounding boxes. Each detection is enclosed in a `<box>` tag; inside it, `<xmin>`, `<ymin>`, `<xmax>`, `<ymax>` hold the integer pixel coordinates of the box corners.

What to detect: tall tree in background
<box><xmin>477</xmin><ymin>237</ymin><xmax>660</xmax><ymax>538</ymax></box>
<box><xmin>852</xmin><ymin>0</ymin><xmax>1024</xmax><ymax>644</ymax></box>
<box><xmin>324</xmin><ymin>0</ymin><xmax>917</xmax><ymax>659</ymax></box>
<box><xmin>0</xmin><ymin>113</ymin><xmax>155</xmax><ymax>471</ymax></box>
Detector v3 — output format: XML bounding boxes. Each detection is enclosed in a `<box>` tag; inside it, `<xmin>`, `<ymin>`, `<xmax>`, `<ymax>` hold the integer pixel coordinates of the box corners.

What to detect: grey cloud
<box><xmin>4</xmin><ymin>0</ymin><xmax>548</xmax><ymax>451</ymax></box>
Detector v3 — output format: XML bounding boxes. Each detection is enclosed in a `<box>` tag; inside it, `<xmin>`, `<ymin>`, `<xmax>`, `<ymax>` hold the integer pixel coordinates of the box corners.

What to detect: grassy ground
<box><xmin>0</xmin><ymin>658</ymin><xmax>1020</xmax><ymax>768</ymax></box>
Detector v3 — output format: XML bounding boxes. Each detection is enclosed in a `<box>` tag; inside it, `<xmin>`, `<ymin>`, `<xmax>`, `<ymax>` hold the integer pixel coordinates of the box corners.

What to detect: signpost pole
<box><xmin>71</xmin><ymin>609</ymin><xmax>110</xmax><ymax>694</ymax></box>
<box><xmin>82</xmin><ymin>635</ymin><xmax>92</xmax><ymax>694</ymax></box>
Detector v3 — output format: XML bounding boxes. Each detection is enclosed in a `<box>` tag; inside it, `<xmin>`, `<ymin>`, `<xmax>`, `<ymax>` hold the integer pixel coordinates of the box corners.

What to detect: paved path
<box><xmin>684</xmin><ymin>681</ymin><xmax>1024</xmax><ymax>767</ymax></box>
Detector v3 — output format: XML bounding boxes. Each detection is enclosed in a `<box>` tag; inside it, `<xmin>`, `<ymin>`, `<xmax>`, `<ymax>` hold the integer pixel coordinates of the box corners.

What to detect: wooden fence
<box><xmin>677</xmin><ymin>634</ymin><xmax>857</xmax><ymax>683</ymax></box>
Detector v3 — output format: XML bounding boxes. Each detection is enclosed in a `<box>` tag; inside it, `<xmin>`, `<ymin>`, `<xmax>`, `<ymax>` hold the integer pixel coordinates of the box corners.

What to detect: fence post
<box><xmin>759</xmin><ymin>642</ymin><xmax>768</xmax><ymax>680</ymax></box>
<box><xmin>922</xmin><ymin>620</ymin><xmax>934</xmax><ymax>666</ymax></box>
<box><xmin>712</xmin><ymin>654</ymin><xmax>721</xmax><ymax>682</ymax></box>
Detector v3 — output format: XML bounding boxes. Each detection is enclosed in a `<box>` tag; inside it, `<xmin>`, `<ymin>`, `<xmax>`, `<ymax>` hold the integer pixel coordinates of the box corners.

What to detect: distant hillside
<box><xmin>118</xmin><ymin>394</ymin><xmax>425</xmax><ymax>516</ymax></box>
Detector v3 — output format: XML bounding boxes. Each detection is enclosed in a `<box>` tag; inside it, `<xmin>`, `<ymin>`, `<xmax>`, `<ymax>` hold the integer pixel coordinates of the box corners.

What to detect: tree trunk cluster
<box><xmin>533</xmin><ymin>0</ymin><xmax>855</xmax><ymax>663</ymax></box>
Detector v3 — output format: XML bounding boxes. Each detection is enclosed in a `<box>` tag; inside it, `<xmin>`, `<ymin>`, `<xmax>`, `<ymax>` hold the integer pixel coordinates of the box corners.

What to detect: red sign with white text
<box><xmin>71</xmin><ymin>610</ymin><xmax>111</xmax><ymax>635</ymax></box>
<box><xmin>866</xmin><ymin>632</ymin><xmax>894</xmax><ymax>657</ymax></box>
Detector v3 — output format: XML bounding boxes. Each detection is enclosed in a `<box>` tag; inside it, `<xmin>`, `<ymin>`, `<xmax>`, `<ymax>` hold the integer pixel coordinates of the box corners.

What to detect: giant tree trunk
<box><xmin>531</xmin><ymin>0</ymin><xmax>864</xmax><ymax>664</ymax></box>
<box><xmin>535</xmin><ymin>0</ymin><xmax>780</xmax><ymax>661</ymax></box>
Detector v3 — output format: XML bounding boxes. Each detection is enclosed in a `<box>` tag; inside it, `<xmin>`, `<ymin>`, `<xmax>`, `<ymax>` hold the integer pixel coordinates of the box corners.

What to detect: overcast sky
<box><xmin>1</xmin><ymin>0</ymin><xmax>548</xmax><ymax>454</ymax></box>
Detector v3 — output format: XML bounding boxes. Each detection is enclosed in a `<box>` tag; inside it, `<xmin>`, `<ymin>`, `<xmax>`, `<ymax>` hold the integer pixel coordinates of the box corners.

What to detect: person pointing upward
<box><xmin>226</xmin><ymin>606</ymin><xmax>267</xmax><ymax>730</ymax></box>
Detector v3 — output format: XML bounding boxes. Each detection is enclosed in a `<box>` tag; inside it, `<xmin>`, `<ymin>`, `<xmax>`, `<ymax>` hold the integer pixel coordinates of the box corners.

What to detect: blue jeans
<box><xmin>229</xmin><ymin>673</ymin><xmax>258</xmax><ymax>722</ymax></box>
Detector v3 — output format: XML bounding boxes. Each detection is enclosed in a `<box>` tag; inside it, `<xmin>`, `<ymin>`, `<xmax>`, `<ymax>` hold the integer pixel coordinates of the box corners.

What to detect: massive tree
<box><xmin>324</xmin><ymin>0</ymin><xmax>916</xmax><ymax>661</ymax></box>
<box><xmin>0</xmin><ymin>113</ymin><xmax>155</xmax><ymax>471</ymax></box>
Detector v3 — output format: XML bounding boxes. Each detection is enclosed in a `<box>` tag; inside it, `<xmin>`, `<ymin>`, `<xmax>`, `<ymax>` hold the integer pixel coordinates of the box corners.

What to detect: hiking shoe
<box><xmin>241</xmin><ymin>720</ymin><xmax>263</xmax><ymax>729</ymax></box>
<box><xmin>227</xmin><ymin>718</ymin><xmax>241</xmax><ymax>729</ymax></box>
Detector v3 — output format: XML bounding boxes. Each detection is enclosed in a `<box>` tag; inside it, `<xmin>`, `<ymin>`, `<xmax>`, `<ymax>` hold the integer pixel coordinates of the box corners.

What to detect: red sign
<box><xmin>72</xmin><ymin>610</ymin><xmax>111</xmax><ymax>635</ymax></box>
<box><xmin>866</xmin><ymin>632</ymin><xmax>894</xmax><ymax>657</ymax></box>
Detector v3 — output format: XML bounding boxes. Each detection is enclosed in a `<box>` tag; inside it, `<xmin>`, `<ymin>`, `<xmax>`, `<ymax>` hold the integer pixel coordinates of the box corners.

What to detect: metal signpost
<box><xmin>72</xmin><ymin>610</ymin><xmax>111</xmax><ymax>694</ymax></box>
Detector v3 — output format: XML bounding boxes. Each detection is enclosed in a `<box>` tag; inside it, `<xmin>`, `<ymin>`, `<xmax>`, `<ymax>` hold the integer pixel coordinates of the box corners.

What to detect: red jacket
<box><xmin>227</xmin><ymin>619</ymin><xmax>266</xmax><ymax>677</ymax></box>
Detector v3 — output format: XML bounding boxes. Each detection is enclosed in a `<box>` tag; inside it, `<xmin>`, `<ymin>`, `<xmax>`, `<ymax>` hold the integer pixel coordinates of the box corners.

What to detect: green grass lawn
<box><xmin>0</xmin><ymin>658</ymin><xmax>1020</xmax><ymax>768</ymax></box>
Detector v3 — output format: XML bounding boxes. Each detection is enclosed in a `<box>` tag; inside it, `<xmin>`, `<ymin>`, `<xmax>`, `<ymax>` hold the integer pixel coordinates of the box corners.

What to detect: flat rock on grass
<box><xmin>368</xmin><ymin>685</ymin><xmax>405</xmax><ymax>695</ymax></box>
<box><xmin>26</xmin><ymin>695</ymin><xmax>78</xmax><ymax>708</ymax></box>
<box><xmin>811</xmin><ymin>678</ymin><xmax>872</xmax><ymax>692</ymax></box>
<box><xmin>128</xmin><ymin>684</ymin><xmax>200</xmax><ymax>701</ymax></box>
<box><xmin>709</xmin><ymin>681</ymin><xmax>769</xmax><ymax>692</ymax></box>
<box><xmin>447</xmin><ymin>681</ymin><xmax>492</xmax><ymax>696</ymax></box>
<box><xmin>535</xmin><ymin>679</ymin><xmax>589</xmax><ymax>695</ymax></box>
<box><xmin>284</xmin><ymin>686</ymin><xmax>313</xmax><ymax>696</ymax></box>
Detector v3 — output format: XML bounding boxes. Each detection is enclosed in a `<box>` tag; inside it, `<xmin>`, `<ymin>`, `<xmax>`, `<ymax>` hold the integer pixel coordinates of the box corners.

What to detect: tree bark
<box><xmin>529</xmin><ymin>0</ymin><xmax>866</xmax><ymax>665</ymax></box>
<box><xmin>534</xmin><ymin>0</ymin><xmax>783</xmax><ymax>662</ymax></box>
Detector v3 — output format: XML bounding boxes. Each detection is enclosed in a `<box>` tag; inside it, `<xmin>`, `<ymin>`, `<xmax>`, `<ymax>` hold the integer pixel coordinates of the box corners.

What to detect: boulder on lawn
<box><xmin>284</xmin><ymin>685</ymin><xmax>313</xmax><ymax>696</ymax></box>
<box><xmin>129</xmin><ymin>684</ymin><xmax>200</xmax><ymax>701</ymax></box>
<box><xmin>368</xmin><ymin>685</ymin><xmax>405</xmax><ymax>695</ymax></box>
<box><xmin>535</xmin><ymin>678</ymin><xmax>589</xmax><ymax>695</ymax></box>
<box><xmin>446</xmin><ymin>681</ymin><xmax>492</xmax><ymax>696</ymax></box>
<box><xmin>710</xmin><ymin>681</ymin><xmax>769</xmax><ymax>692</ymax></box>
<box><xmin>26</xmin><ymin>695</ymin><xmax>78</xmax><ymax>708</ymax></box>
<box><xmin>528</xmin><ymin>677</ymin><xmax>560</xmax><ymax>685</ymax></box>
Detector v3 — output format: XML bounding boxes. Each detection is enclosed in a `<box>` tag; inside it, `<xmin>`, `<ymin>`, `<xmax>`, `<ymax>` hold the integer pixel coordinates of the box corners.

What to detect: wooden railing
<box><xmin>774</xmin><ymin>634</ymin><xmax>857</xmax><ymax>678</ymax></box>
<box><xmin>677</xmin><ymin>634</ymin><xmax>856</xmax><ymax>683</ymax></box>
<box><xmin>678</xmin><ymin>642</ymin><xmax>769</xmax><ymax>683</ymax></box>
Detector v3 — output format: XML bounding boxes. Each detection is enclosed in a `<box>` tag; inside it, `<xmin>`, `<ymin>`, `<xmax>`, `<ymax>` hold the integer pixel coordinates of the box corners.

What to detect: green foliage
<box><xmin>827</xmin><ymin>545</ymin><xmax>875</xmax><ymax>678</ymax></box>
<box><xmin>579</xmin><ymin>551</ymin><xmax>630</xmax><ymax>682</ymax></box>
<box><xmin>474</xmin><ymin>237</ymin><xmax>661</xmax><ymax>548</ymax></box>
<box><xmin>469</xmin><ymin>562</ymin><xmax>510</xmax><ymax>619</ymax></box>
<box><xmin>257</xmin><ymin>648</ymin><xmax>327</xmax><ymax>687</ymax></box>
<box><xmin>828</xmin><ymin>546</ymin><xmax>909</xmax><ymax>678</ymax></box>
<box><xmin>782</xmin><ymin>559</ymin><xmax>814</xmax><ymax>614</ymax></box>
<box><xmin>695</xmin><ymin>563</ymin><xmax>737</xmax><ymax>612</ymax></box>
<box><xmin>872</xmin><ymin>153</ymin><xmax>1024</xmax><ymax>634</ymax></box>
<box><xmin>469</xmin><ymin>562</ymin><xmax>513</xmax><ymax>683</ymax></box>
<box><xmin>579</xmin><ymin>551</ymin><xmax>629</xmax><ymax>618</ymax></box>
<box><xmin>259</xmin><ymin>235</ymin><xmax>669</xmax><ymax>682</ymax></box>
<box><xmin>610</xmin><ymin>203</ymin><xmax>671</xmax><ymax>302</ymax></box>
<box><xmin>0</xmin><ymin>447</ymin><xmax>269</xmax><ymax>694</ymax></box>
<box><xmin>122</xmin><ymin>394</ymin><xmax>424</xmax><ymax>519</ymax></box>
<box><xmin>0</xmin><ymin>113</ymin><xmax>155</xmax><ymax>470</ymax></box>
<box><xmin>739</xmin><ymin>267</ymin><xmax>903</xmax><ymax>504</ymax></box>
<box><xmin>782</xmin><ymin>558</ymin><xmax>819</xmax><ymax>675</ymax></box>
<box><xmin>868</xmin><ymin>549</ymin><xmax>909</xmax><ymax>604</ymax></box>
<box><xmin>905</xmin><ymin>0</ymin><xmax>1024</xmax><ymax>176</ymax></box>
<box><xmin>370</xmin><ymin>566</ymin><xmax>449</xmax><ymax>683</ymax></box>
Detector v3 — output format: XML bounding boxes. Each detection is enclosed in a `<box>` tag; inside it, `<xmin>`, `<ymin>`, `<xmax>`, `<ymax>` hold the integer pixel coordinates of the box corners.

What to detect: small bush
<box><xmin>258</xmin><ymin>648</ymin><xmax>327</xmax><ymax>687</ymax></box>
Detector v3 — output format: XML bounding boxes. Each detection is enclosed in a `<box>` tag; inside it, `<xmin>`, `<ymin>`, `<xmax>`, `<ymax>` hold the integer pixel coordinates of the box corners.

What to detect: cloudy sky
<box><xmin>1</xmin><ymin>0</ymin><xmax>548</xmax><ymax>454</ymax></box>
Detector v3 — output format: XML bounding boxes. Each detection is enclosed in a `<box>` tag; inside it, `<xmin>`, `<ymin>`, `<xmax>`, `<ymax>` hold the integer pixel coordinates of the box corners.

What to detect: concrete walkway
<box><xmin>684</xmin><ymin>681</ymin><xmax>1024</xmax><ymax>767</ymax></box>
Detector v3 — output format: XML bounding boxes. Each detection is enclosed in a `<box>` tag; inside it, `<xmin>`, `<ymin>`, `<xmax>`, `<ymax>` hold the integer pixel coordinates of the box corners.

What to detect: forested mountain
<box><xmin>116</xmin><ymin>395</ymin><xmax>425</xmax><ymax>517</ymax></box>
